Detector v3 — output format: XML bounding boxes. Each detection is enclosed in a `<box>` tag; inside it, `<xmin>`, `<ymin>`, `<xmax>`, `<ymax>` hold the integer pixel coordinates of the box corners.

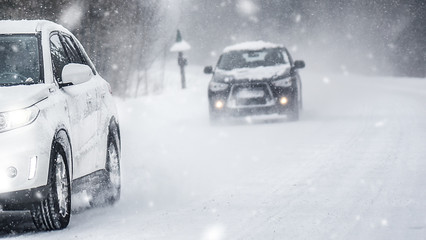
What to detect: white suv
<box><xmin>0</xmin><ymin>20</ymin><xmax>121</xmax><ymax>230</ymax></box>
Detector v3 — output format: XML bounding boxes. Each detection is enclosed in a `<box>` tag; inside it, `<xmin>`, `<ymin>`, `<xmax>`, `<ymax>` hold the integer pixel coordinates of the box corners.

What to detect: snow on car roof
<box><xmin>223</xmin><ymin>41</ymin><xmax>284</xmax><ymax>53</ymax></box>
<box><xmin>0</xmin><ymin>20</ymin><xmax>70</xmax><ymax>34</ymax></box>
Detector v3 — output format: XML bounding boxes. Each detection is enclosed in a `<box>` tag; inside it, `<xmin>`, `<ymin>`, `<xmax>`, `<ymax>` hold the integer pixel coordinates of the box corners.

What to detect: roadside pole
<box><xmin>170</xmin><ymin>30</ymin><xmax>191</xmax><ymax>89</ymax></box>
<box><xmin>178</xmin><ymin>52</ymin><xmax>187</xmax><ymax>89</ymax></box>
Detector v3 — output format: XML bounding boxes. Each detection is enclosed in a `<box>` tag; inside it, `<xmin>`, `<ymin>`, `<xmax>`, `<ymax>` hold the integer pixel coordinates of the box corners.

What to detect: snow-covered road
<box><xmin>2</xmin><ymin>68</ymin><xmax>426</xmax><ymax>239</ymax></box>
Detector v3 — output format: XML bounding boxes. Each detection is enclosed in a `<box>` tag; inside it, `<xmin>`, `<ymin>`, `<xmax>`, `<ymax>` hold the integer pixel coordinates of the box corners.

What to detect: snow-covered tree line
<box><xmin>179</xmin><ymin>0</ymin><xmax>425</xmax><ymax>77</ymax></box>
<box><xmin>0</xmin><ymin>0</ymin><xmax>167</xmax><ymax>97</ymax></box>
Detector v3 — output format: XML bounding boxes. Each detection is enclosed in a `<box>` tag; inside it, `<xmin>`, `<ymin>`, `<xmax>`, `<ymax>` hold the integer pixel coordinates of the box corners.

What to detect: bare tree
<box><xmin>0</xmin><ymin>0</ymin><xmax>165</xmax><ymax>97</ymax></box>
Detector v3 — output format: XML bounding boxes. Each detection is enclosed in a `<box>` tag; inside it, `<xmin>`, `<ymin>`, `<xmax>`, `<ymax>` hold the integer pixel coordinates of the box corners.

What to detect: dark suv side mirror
<box><xmin>204</xmin><ymin>66</ymin><xmax>213</xmax><ymax>74</ymax></box>
<box><xmin>293</xmin><ymin>60</ymin><xmax>305</xmax><ymax>69</ymax></box>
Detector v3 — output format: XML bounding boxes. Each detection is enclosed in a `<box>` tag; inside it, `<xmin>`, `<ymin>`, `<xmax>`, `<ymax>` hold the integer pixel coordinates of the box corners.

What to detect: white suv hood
<box><xmin>0</xmin><ymin>84</ymin><xmax>51</xmax><ymax>112</ymax></box>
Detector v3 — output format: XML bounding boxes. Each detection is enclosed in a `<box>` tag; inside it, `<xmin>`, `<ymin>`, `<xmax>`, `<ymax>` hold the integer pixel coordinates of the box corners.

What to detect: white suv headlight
<box><xmin>209</xmin><ymin>81</ymin><xmax>229</xmax><ymax>92</ymax></box>
<box><xmin>272</xmin><ymin>77</ymin><xmax>292</xmax><ymax>87</ymax></box>
<box><xmin>0</xmin><ymin>106</ymin><xmax>39</xmax><ymax>133</ymax></box>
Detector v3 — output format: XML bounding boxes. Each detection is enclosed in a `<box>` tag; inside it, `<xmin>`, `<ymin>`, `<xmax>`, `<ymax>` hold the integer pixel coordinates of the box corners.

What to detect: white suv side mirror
<box><xmin>61</xmin><ymin>63</ymin><xmax>93</xmax><ymax>87</ymax></box>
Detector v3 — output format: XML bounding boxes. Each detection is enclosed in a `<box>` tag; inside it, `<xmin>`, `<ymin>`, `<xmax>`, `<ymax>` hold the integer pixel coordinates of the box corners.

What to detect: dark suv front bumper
<box><xmin>208</xmin><ymin>81</ymin><xmax>296</xmax><ymax>117</ymax></box>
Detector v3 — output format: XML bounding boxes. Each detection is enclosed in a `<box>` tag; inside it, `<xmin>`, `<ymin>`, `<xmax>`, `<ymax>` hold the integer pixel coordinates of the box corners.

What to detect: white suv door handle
<box><xmin>100</xmin><ymin>90</ymin><xmax>106</xmax><ymax>98</ymax></box>
<box><xmin>86</xmin><ymin>94</ymin><xmax>93</xmax><ymax>104</ymax></box>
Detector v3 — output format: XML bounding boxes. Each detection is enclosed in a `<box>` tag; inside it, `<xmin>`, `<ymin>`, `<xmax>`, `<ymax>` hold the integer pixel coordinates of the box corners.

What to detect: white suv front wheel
<box><xmin>31</xmin><ymin>140</ymin><xmax>71</xmax><ymax>231</ymax></box>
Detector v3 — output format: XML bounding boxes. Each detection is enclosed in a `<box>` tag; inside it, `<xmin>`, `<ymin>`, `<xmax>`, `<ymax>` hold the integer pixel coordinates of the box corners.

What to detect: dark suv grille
<box><xmin>228</xmin><ymin>83</ymin><xmax>274</xmax><ymax>108</ymax></box>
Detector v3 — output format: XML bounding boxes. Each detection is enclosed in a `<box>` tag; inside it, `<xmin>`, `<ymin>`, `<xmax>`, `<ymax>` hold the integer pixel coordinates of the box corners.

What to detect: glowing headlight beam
<box><xmin>279</xmin><ymin>97</ymin><xmax>288</xmax><ymax>105</ymax></box>
<box><xmin>215</xmin><ymin>100</ymin><xmax>225</xmax><ymax>109</ymax></box>
<box><xmin>0</xmin><ymin>106</ymin><xmax>39</xmax><ymax>133</ymax></box>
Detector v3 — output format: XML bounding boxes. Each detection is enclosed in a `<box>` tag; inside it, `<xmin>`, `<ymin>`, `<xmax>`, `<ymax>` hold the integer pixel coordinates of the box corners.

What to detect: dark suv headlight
<box><xmin>209</xmin><ymin>81</ymin><xmax>229</xmax><ymax>92</ymax></box>
<box><xmin>272</xmin><ymin>77</ymin><xmax>292</xmax><ymax>87</ymax></box>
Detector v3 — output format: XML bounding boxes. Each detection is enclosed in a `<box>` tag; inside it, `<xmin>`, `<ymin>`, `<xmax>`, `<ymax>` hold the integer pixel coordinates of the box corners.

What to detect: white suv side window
<box><xmin>62</xmin><ymin>35</ymin><xmax>85</xmax><ymax>65</ymax></box>
<box><xmin>50</xmin><ymin>34</ymin><xmax>70</xmax><ymax>83</ymax></box>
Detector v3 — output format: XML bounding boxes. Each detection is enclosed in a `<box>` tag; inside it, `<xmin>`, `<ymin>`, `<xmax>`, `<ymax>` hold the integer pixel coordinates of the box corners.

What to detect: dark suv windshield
<box><xmin>217</xmin><ymin>48</ymin><xmax>288</xmax><ymax>71</ymax></box>
<box><xmin>0</xmin><ymin>35</ymin><xmax>41</xmax><ymax>86</ymax></box>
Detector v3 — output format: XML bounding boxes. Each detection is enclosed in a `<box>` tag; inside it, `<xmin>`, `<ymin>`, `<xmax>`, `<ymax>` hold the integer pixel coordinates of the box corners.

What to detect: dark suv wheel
<box><xmin>287</xmin><ymin>91</ymin><xmax>300</xmax><ymax>121</ymax></box>
<box><xmin>209</xmin><ymin>104</ymin><xmax>222</xmax><ymax>124</ymax></box>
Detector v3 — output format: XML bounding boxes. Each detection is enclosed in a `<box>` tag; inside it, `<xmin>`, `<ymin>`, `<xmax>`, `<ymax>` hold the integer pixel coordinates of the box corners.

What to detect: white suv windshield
<box><xmin>0</xmin><ymin>35</ymin><xmax>41</xmax><ymax>86</ymax></box>
<box><xmin>217</xmin><ymin>48</ymin><xmax>288</xmax><ymax>71</ymax></box>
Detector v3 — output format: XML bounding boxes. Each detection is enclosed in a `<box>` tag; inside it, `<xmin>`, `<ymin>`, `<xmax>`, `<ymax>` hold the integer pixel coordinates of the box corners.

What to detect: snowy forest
<box><xmin>0</xmin><ymin>0</ymin><xmax>425</xmax><ymax>97</ymax></box>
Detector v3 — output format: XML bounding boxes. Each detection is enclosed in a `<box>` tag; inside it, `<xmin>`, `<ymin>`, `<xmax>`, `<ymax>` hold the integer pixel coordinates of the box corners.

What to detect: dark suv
<box><xmin>204</xmin><ymin>41</ymin><xmax>305</xmax><ymax>122</ymax></box>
